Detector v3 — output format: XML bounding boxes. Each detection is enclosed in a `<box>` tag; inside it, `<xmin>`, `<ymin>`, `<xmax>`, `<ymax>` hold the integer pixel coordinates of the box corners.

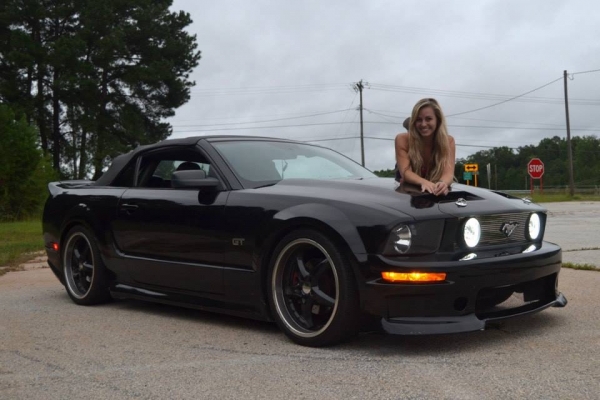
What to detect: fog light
<box><xmin>381</xmin><ymin>271</ymin><xmax>446</xmax><ymax>283</ymax></box>
<box><xmin>460</xmin><ymin>253</ymin><xmax>477</xmax><ymax>261</ymax></box>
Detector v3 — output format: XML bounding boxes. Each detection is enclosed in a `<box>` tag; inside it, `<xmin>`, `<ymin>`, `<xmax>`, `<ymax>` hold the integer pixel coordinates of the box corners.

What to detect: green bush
<box><xmin>0</xmin><ymin>105</ymin><xmax>56</xmax><ymax>221</ymax></box>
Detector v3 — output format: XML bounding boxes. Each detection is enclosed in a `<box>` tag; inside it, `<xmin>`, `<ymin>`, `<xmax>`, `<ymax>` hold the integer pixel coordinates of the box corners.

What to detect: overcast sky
<box><xmin>167</xmin><ymin>0</ymin><xmax>600</xmax><ymax>172</ymax></box>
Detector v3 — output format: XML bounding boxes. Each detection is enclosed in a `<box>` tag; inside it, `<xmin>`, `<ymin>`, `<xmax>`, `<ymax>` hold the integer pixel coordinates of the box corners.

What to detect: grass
<box><xmin>563</xmin><ymin>247</ymin><xmax>600</xmax><ymax>252</ymax></box>
<box><xmin>531</xmin><ymin>193</ymin><xmax>600</xmax><ymax>203</ymax></box>
<box><xmin>562</xmin><ymin>262</ymin><xmax>599</xmax><ymax>271</ymax></box>
<box><xmin>0</xmin><ymin>219</ymin><xmax>44</xmax><ymax>276</ymax></box>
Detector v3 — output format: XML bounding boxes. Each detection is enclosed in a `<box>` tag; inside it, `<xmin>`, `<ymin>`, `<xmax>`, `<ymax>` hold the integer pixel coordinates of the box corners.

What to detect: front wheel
<box><xmin>62</xmin><ymin>226</ymin><xmax>111</xmax><ymax>305</ymax></box>
<box><xmin>268</xmin><ymin>230</ymin><xmax>360</xmax><ymax>347</ymax></box>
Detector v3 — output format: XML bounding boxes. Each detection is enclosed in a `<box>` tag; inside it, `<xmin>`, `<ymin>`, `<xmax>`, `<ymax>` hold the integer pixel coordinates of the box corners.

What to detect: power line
<box><xmin>331</xmin><ymin>92</ymin><xmax>359</xmax><ymax>144</ymax></box>
<box><xmin>172</xmin><ymin>120</ymin><xmax>600</xmax><ymax>134</ymax></box>
<box><xmin>189</xmin><ymin>83</ymin><xmax>350</xmax><ymax>96</ymax></box>
<box><xmin>368</xmin><ymin>83</ymin><xmax>600</xmax><ymax>105</ymax></box>
<box><xmin>364</xmin><ymin>109</ymin><xmax>401</xmax><ymax>124</ymax></box>
<box><xmin>308</xmin><ymin>135</ymin><xmax>598</xmax><ymax>150</ymax></box>
<box><xmin>172</xmin><ymin>121</ymin><xmax>359</xmax><ymax>133</ymax></box>
<box><xmin>193</xmin><ymin>83</ymin><xmax>348</xmax><ymax>90</ymax></box>
<box><xmin>445</xmin><ymin>77</ymin><xmax>564</xmax><ymax>117</ymax></box>
<box><xmin>305</xmin><ymin>136</ymin><xmax>528</xmax><ymax>150</ymax></box>
<box><xmin>171</xmin><ymin>108</ymin><xmax>353</xmax><ymax>128</ymax></box>
<box><xmin>365</xmin><ymin>108</ymin><xmax>597</xmax><ymax>129</ymax></box>
<box><xmin>358</xmin><ymin>137</ymin><xmax>600</xmax><ymax>152</ymax></box>
<box><xmin>572</xmin><ymin>68</ymin><xmax>600</xmax><ymax>76</ymax></box>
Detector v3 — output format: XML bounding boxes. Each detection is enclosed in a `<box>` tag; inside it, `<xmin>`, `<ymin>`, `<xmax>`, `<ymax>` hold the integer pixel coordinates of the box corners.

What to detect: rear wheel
<box><xmin>268</xmin><ymin>230</ymin><xmax>360</xmax><ymax>347</ymax></box>
<box><xmin>62</xmin><ymin>226</ymin><xmax>111</xmax><ymax>305</ymax></box>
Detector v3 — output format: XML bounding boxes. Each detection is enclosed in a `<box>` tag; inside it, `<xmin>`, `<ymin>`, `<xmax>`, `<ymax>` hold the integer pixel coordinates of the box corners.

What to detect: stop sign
<box><xmin>528</xmin><ymin>158</ymin><xmax>544</xmax><ymax>179</ymax></box>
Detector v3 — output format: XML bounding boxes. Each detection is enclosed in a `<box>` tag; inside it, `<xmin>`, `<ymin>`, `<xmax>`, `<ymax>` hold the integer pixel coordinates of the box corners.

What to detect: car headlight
<box><xmin>527</xmin><ymin>213</ymin><xmax>541</xmax><ymax>240</ymax></box>
<box><xmin>463</xmin><ymin>218</ymin><xmax>481</xmax><ymax>248</ymax></box>
<box><xmin>392</xmin><ymin>225</ymin><xmax>412</xmax><ymax>254</ymax></box>
<box><xmin>381</xmin><ymin>220</ymin><xmax>444</xmax><ymax>256</ymax></box>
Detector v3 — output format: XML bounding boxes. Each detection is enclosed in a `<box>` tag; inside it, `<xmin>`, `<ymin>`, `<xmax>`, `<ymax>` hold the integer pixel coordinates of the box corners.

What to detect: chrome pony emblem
<box><xmin>455</xmin><ymin>198</ymin><xmax>467</xmax><ymax>207</ymax></box>
<box><xmin>500</xmin><ymin>222</ymin><xmax>519</xmax><ymax>237</ymax></box>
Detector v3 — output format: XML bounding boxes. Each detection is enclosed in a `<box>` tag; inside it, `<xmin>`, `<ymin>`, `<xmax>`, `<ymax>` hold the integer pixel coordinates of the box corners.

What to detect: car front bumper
<box><xmin>360</xmin><ymin>241</ymin><xmax>567</xmax><ymax>335</ymax></box>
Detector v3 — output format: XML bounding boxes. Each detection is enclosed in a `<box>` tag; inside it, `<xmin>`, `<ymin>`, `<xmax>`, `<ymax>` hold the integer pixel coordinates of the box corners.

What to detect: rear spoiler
<box><xmin>47</xmin><ymin>180</ymin><xmax>95</xmax><ymax>196</ymax></box>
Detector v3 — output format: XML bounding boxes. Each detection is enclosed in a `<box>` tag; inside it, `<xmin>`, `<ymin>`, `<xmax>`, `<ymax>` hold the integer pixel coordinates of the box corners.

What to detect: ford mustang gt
<box><xmin>43</xmin><ymin>136</ymin><xmax>567</xmax><ymax>346</ymax></box>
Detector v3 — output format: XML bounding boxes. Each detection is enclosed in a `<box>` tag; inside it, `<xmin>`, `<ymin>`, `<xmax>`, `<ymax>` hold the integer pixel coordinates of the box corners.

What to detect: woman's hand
<box><xmin>420</xmin><ymin>180</ymin><xmax>437</xmax><ymax>194</ymax></box>
<box><xmin>433</xmin><ymin>181</ymin><xmax>450</xmax><ymax>196</ymax></box>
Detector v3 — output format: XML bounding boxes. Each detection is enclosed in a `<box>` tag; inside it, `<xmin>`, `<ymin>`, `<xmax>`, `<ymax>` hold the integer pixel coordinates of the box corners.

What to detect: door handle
<box><xmin>120</xmin><ymin>203</ymin><xmax>139</xmax><ymax>213</ymax></box>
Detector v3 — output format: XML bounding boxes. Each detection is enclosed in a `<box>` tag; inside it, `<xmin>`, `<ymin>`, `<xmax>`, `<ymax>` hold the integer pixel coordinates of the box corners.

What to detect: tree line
<box><xmin>0</xmin><ymin>0</ymin><xmax>200</xmax><ymax>180</ymax></box>
<box><xmin>374</xmin><ymin>135</ymin><xmax>600</xmax><ymax>190</ymax></box>
<box><xmin>0</xmin><ymin>0</ymin><xmax>200</xmax><ymax>220</ymax></box>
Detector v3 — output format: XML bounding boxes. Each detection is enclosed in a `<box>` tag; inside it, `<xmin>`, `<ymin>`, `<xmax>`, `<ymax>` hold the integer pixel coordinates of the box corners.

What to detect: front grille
<box><xmin>477</xmin><ymin>212</ymin><xmax>532</xmax><ymax>246</ymax></box>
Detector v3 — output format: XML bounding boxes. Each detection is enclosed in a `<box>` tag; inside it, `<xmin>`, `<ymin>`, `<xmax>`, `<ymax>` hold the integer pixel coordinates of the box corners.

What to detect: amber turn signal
<box><xmin>381</xmin><ymin>271</ymin><xmax>446</xmax><ymax>283</ymax></box>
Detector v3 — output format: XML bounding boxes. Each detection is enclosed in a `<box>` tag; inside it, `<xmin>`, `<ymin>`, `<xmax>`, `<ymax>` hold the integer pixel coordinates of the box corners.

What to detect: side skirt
<box><xmin>109</xmin><ymin>284</ymin><xmax>271</xmax><ymax>322</ymax></box>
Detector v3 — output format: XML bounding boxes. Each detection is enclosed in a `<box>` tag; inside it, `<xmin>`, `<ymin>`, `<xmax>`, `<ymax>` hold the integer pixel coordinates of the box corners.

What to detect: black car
<box><xmin>43</xmin><ymin>136</ymin><xmax>567</xmax><ymax>346</ymax></box>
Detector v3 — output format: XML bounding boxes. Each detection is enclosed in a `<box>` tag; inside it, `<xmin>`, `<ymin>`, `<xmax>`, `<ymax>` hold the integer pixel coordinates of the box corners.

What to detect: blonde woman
<box><xmin>394</xmin><ymin>98</ymin><xmax>456</xmax><ymax>196</ymax></box>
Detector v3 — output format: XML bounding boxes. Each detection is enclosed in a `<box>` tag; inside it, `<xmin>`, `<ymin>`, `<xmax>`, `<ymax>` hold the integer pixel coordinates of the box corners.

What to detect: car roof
<box><xmin>93</xmin><ymin>136</ymin><xmax>304</xmax><ymax>186</ymax></box>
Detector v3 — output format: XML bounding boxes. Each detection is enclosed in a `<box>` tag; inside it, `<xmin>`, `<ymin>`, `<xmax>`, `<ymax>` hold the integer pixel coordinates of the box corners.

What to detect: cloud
<box><xmin>168</xmin><ymin>0</ymin><xmax>600</xmax><ymax>171</ymax></box>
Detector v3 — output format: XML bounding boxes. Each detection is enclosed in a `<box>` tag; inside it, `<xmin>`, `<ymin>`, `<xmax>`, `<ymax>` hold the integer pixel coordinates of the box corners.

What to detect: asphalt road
<box><xmin>1</xmin><ymin>202</ymin><xmax>599</xmax><ymax>400</ymax></box>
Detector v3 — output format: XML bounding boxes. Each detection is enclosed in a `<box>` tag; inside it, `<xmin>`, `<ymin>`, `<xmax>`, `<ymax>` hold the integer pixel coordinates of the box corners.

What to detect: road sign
<box><xmin>464</xmin><ymin>163</ymin><xmax>478</xmax><ymax>172</ymax></box>
<box><xmin>527</xmin><ymin>158</ymin><xmax>544</xmax><ymax>179</ymax></box>
<box><xmin>463</xmin><ymin>172</ymin><xmax>473</xmax><ymax>181</ymax></box>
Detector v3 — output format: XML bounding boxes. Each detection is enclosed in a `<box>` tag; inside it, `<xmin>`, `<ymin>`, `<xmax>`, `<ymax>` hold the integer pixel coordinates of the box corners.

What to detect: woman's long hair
<box><xmin>407</xmin><ymin>98</ymin><xmax>451</xmax><ymax>182</ymax></box>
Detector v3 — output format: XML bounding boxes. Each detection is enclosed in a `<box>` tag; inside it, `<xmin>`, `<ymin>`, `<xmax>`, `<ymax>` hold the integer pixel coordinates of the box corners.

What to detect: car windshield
<box><xmin>212</xmin><ymin>140</ymin><xmax>377</xmax><ymax>188</ymax></box>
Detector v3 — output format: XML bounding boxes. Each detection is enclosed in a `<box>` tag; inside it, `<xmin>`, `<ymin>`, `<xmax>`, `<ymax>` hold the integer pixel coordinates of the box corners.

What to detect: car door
<box><xmin>110</xmin><ymin>146</ymin><xmax>230</xmax><ymax>294</ymax></box>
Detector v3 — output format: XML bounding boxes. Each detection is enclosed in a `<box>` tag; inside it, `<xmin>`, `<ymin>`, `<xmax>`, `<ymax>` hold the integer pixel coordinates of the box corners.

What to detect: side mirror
<box><xmin>171</xmin><ymin>170</ymin><xmax>219</xmax><ymax>189</ymax></box>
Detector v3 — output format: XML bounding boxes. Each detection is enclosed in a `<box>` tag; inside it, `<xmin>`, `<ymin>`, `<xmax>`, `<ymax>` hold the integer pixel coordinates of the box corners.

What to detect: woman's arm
<box><xmin>395</xmin><ymin>133</ymin><xmax>437</xmax><ymax>193</ymax></box>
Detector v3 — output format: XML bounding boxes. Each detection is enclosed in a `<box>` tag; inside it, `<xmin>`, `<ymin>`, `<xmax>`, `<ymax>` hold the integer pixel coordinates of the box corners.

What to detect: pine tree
<box><xmin>0</xmin><ymin>0</ymin><xmax>201</xmax><ymax>179</ymax></box>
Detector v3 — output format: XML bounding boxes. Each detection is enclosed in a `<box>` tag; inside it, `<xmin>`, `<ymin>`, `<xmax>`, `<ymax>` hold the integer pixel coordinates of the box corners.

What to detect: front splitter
<box><xmin>380</xmin><ymin>292</ymin><xmax>567</xmax><ymax>335</ymax></box>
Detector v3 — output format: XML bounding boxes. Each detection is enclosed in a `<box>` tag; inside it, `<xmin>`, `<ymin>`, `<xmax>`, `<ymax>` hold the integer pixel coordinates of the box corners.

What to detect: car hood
<box><xmin>256</xmin><ymin>178</ymin><xmax>546</xmax><ymax>219</ymax></box>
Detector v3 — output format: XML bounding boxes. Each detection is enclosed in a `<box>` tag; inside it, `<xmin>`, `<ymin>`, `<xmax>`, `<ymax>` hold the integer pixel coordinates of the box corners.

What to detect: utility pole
<box><xmin>563</xmin><ymin>70</ymin><xmax>575</xmax><ymax>196</ymax></box>
<box><xmin>354</xmin><ymin>80</ymin><xmax>365</xmax><ymax>166</ymax></box>
<box><xmin>494</xmin><ymin>163</ymin><xmax>497</xmax><ymax>190</ymax></box>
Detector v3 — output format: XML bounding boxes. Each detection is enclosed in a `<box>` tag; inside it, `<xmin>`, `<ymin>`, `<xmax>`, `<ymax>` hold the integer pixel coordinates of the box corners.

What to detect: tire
<box><xmin>267</xmin><ymin>229</ymin><xmax>360</xmax><ymax>347</ymax></box>
<box><xmin>62</xmin><ymin>226</ymin><xmax>111</xmax><ymax>305</ymax></box>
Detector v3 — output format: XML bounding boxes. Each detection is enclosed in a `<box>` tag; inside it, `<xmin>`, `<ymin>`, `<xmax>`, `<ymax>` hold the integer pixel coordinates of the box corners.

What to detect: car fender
<box><xmin>58</xmin><ymin>193</ymin><xmax>124</xmax><ymax>257</ymax></box>
<box><xmin>253</xmin><ymin>203</ymin><xmax>370</xmax><ymax>312</ymax></box>
<box><xmin>272</xmin><ymin>203</ymin><xmax>367</xmax><ymax>256</ymax></box>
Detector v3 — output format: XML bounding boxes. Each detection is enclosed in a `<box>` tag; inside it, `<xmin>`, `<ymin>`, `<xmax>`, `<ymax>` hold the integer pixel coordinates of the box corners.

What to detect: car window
<box><xmin>273</xmin><ymin>156</ymin><xmax>354</xmax><ymax>179</ymax></box>
<box><xmin>106</xmin><ymin>146</ymin><xmax>214</xmax><ymax>189</ymax></box>
<box><xmin>212</xmin><ymin>140</ymin><xmax>376</xmax><ymax>188</ymax></box>
<box><xmin>139</xmin><ymin>160</ymin><xmax>214</xmax><ymax>189</ymax></box>
<box><xmin>152</xmin><ymin>161</ymin><xmax>212</xmax><ymax>180</ymax></box>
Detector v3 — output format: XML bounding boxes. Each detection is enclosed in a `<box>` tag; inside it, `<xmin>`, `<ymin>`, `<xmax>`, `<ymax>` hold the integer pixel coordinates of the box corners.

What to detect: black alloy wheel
<box><xmin>62</xmin><ymin>226</ymin><xmax>111</xmax><ymax>305</ymax></box>
<box><xmin>268</xmin><ymin>230</ymin><xmax>360</xmax><ymax>347</ymax></box>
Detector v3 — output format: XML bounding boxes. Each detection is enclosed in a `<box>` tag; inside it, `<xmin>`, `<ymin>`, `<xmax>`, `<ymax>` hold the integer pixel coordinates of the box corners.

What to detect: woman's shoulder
<box><xmin>395</xmin><ymin>132</ymin><xmax>409</xmax><ymax>143</ymax></box>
